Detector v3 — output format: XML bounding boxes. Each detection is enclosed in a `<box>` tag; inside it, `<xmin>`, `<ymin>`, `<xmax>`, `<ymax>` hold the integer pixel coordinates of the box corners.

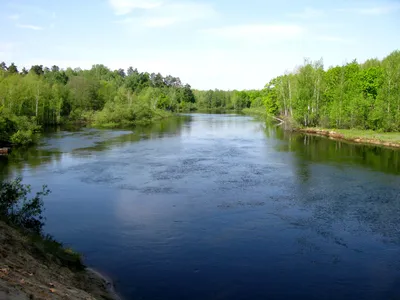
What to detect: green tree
<box><xmin>8</xmin><ymin>63</ymin><xmax>18</xmax><ymax>74</ymax></box>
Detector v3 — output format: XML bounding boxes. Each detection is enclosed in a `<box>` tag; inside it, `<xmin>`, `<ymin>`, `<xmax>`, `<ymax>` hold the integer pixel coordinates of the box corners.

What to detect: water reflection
<box><xmin>269</xmin><ymin>125</ymin><xmax>400</xmax><ymax>247</ymax></box>
<box><xmin>273</xmin><ymin>128</ymin><xmax>400</xmax><ymax>175</ymax></box>
<box><xmin>0</xmin><ymin>148</ymin><xmax>63</xmax><ymax>180</ymax></box>
<box><xmin>0</xmin><ymin>115</ymin><xmax>191</xmax><ymax>179</ymax></box>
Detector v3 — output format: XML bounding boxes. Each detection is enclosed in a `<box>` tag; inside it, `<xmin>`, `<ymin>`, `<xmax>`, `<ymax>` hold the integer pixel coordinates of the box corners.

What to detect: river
<box><xmin>1</xmin><ymin>113</ymin><xmax>400</xmax><ymax>300</ymax></box>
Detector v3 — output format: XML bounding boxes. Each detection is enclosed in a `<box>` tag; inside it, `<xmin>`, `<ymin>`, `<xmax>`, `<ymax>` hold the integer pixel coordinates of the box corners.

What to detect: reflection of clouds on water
<box><xmin>112</xmin><ymin>189</ymin><xmax>197</xmax><ymax>244</ymax></box>
<box><xmin>277</xmin><ymin>132</ymin><xmax>400</xmax><ymax>175</ymax></box>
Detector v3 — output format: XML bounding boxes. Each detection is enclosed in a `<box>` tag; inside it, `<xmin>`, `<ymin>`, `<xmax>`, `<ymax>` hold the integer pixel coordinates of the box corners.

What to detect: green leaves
<box><xmin>0</xmin><ymin>177</ymin><xmax>50</xmax><ymax>233</ymax></box>
<box><xmin>263</xmin><ymin>50</ymin><xmax>400</xmax><ymax>131</ymax></box>
<box><xmin>1</xmin><ymin>52</ymin><xmax>399</xmax><ymax>134</ymax></box>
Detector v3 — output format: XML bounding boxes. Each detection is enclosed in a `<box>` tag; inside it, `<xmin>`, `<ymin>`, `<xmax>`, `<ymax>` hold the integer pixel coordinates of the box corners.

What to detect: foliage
<box><xmin>0</xmin><ymin>177</ymin><xmax>84</xmax><ymax>270</ymax></box>
<box><xmin>0</xmin><ymin>109</ymin><xmax>17</xmax><ymax>144</ymax></box>
<box><xmin>1</xmin><ymin>50</ymin><xmax>399</xmax><ymax>134</ymax></box>
<box><xmin>193</xmin><ymin>89</ymin><xmax>264</xmax><ymax>111</ymax></box>
<box><xmin>0</xmin><ymin>108</ymin><xmax>40</xmax><ymax>146</ymax></box>
<box><xmin>242</xmin><ymin>107</ymin><xmax>268</xmax><ymax>119</ymax></box>
<box><xmin>191</xmin><ymin>50</ymin><xmax>400</xmax><ymax>133</ymax></box>
<box><xmin>260</xmin><ymin>50</ymin><xmax>400</xmax><ymax>131</ymax></box>
<box><xmin>0</xmin><ymin>61</ymin><xmax>200</xmax><ymax>133</ymax></box>
<box><xmin>0</xmin><ymin>177</ymin><xmax>50</xmax><ymax>233</ymax></box>
<box><xmin>10</xmin><ymin>130</ymin><xmax>35</xmax><ymax>145</ymax></box>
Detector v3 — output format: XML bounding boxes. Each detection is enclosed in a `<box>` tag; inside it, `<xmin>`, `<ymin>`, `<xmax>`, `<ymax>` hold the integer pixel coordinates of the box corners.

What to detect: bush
<box><xmin>93</xmin><ymin>101</ymin><xmax>160</xmax><ymax>127</ymax></box>
<box><xmin>0</xmin><ymin>114</ymin><xmax>17</xmax><ymax>144</ymax></box>
<box><xmin>0</xmin><ymin>177</ymin><xmax>50</xmax><ymax>233</ymax></box>
<box><xmin>10</xmin><ymin>130</ymin><xmax>36</xmax><ymax>145</ymax></box>
<box><xmin>0</xmin><ymin>177</ymin><xmax>85</xmax><ymax>270</ymax></box>
<box><xmin>0</xmin><ymin>109</ymin><xmax>41</xmax><ymax>146</ymax></box>
<box><xmin>12</xmin><ymin>115</ymin><xmax>41</xmax><ymax>133</ymax></box>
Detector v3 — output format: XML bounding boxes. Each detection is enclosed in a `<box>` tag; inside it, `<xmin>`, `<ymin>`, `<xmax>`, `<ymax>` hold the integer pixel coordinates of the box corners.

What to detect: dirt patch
<box><xmin>0</xmin><ymin>221</ymin><xmax>119</xmax><ymax>300</ymax></box>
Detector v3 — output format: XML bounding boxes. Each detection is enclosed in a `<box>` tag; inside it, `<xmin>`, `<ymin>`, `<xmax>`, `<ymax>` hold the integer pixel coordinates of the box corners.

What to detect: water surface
<box><xmin>1</xmin><ymin>114</ymin><xmax>400</xmax><ymax>300</ymax></box>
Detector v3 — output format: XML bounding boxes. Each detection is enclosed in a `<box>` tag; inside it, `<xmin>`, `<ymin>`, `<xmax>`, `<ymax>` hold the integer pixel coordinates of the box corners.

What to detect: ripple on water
<box><xmin>9</xmin><ymin>114</ymin><xmax>400</xmax><ymax>300</ymax></box>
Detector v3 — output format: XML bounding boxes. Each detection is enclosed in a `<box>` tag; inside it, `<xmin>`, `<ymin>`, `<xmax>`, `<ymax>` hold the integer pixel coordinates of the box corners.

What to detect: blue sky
<box><xmin>1</xmin><ymin>0</ymin><xmax>399</xmax><ymax>90</ymax></box>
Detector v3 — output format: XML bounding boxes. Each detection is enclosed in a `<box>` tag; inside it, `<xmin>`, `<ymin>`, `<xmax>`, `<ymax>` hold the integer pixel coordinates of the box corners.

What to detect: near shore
<box><xmin>0</xmin><ymin>221</ymin><xmax>119</xmax><ymax>300</ymax></box>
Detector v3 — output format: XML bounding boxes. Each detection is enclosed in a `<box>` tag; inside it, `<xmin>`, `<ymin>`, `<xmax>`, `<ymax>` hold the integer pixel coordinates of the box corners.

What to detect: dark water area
<box><xmin>1</xmin><ymin>114</ymin><xmax>400</xmax><ymax>300</ymax></box>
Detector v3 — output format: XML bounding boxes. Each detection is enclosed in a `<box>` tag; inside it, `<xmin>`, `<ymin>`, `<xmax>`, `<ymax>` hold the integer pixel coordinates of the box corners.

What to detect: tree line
<box><xmin>1</xmin><ymin>49</ymin><xmax>399</xmax><ymax>145</ymax></box>
<box><xmin>263</xmin><ymin>50</ymin><xmax>400</xmax><ymax>131</ymax></box>
<box><xmin>193</xmin><ymin>89</ymin><xmax>264</xmax><ymax>111</ymax></box>
<box><xmin>0</xmin><ymin>63</ymin><xmax>196</xmax><ymax>145</ymax></box>
<box><xmin>194</xmin><ymin>50</ymin><xmax>400</xmax><ymax>131</ymax></box>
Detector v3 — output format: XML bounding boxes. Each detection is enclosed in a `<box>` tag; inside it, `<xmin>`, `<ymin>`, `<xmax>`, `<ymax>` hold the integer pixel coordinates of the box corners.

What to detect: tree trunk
<box><xmin>35</xmin><ymin>96</ymin><xmax>39</xmax><ymax>118</ymax></box>
<box><xmin>316</xmin><ymin>77</ymin><xmax>320</xmax><ymax>115</ymax></box>
<box><xmin>35</xmin><ymin>85</ymin><xmax>40</xmax><ymax>120</ymax></box>
<box><xmin>280</xmin><ymin>79</ymin><xmax>287</xmax><ymax>117</ymax></box>
<box><xmin>288</xmin><ymin>79</ymin><xmax>293</xmax><ymax>116</ymax></box>
<box><xmin>128</xmin><ymin>92</ymin><xmax>133</xmax><ymax>108</ymax></box>
<box><xmin>387</xmin><ymin>79</ymin><xmax>391</xmax><ymax>114</ymax></box>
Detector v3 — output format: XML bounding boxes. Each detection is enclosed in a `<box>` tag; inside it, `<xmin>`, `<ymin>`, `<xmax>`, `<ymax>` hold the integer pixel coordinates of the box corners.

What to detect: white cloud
<box><xmin>114</xmin><ymin>2</ymin><xmax>217</xmax><ymax>28</ymax></box>
<box><xmin>142</xmin><ymin>17</ymin><xmax>176</xmax><ymax>27</ymax></box>
<box><xmin>359</xmin><ymin>5</ymin><xmax>400</xmax><ymax>15</ymax></box>
<box><xmin>0</xmin><ymin>42</ymin><xmax>20</xmax><ymax>61</ymax></box>
<box><xmin>109</xmin><ymin>0</ymin><xmax>162</xmax><ymax>15</ymax></box>
<box><xmin>114</xmin><ymin>17</ymin><xmax>134</xmax><ymax>24</ymax></box>
<box><xmin>317</xmin><ymin>36</ymin><xmax>354</xmax><ymax>44</ymax></box>
<box><xmin>115</xmin><ymin>16</ymin><xmax>176</xmax><ymax>27</ymax></box>
<box><xmin>201</xmin><ymin>24</ymin><xmax>305</xmax><ymax>40</ymax></box>
<box><xmin>337</xmin><ymin>3</ymin><xmax>400</xmax><ymax>15</ymax></box>
<box><xmin>0</xmin><ymin>42</ymin><xmax>16</xmax><ymax>52</ymax></box>
<box><xmin>8</xmin><ymin>14</ymin><xmax>21</xmax><ymax>21</ymax></box>
<box><xmin>8</xmin><ymin>3</ymin><xmax>48</xmax><ymax>16</ymax></box>
<box><xmin>17</xmin><ymin>24</ymin><xmax>43</xmax><ymax>30</ymax></box>
<box><xmin>288</xmin><ymin>7</ymin><xmax>325</xmax><ymax>19</ymax></box>
<box><xmin>143</xmin><ymin>2</ymin><xmax>216</xmax><ymax>27</ymax></box>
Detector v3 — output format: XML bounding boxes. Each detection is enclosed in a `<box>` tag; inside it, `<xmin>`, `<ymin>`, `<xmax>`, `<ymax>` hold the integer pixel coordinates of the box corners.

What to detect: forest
<box><xmin>0</xmin><ymin>63</ymin><xmax>202</xmax><ymax>145</ymax></box>
<box><xmin>195</xmin><ymin>50</ymin><xmax>400</xmax><ymax>131</ymax></box>
<box><xmin>0</xmin><ymin>49</ymin><xmax>399</xmax><ymax>146</ymax></box>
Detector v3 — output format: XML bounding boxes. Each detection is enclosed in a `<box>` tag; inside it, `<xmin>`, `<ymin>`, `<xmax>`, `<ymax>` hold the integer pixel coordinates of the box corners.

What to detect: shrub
<box><xmin>0</xmin><ymin>109</ymin><xmax>41</xmax><ymax>146</ymax></box>
<box><xmin>10</xmin><ymin>130</ymin><xmax>36</xmax><ymax>145</ymax></box>
<box><xmin>0</xmin><ymin>177</ymin><xmax>84</xmax><ymax>270</ymax></box>
<box><xmin>0</xmin><ymin>114</ymin><xmax>17</xmax><ymax>144</ymax></box>
<box><xmin>0</xmin><ymin>177</ymin><xmax>50</xmax><ymax>233</ymax></box>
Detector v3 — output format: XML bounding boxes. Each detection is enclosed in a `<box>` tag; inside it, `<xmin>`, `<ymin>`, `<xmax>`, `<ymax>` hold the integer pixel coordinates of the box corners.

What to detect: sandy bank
<box><xmin>0</xmin><ymin>221</ymin><xmax>119</xmax><ymax>300</ymax></box>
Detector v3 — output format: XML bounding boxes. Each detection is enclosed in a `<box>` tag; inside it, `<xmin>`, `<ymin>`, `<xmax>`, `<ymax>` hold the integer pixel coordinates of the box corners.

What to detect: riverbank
<box><xmin>0</xmin><ymin>221</ymin><xmax>119</xmax><ymax>300</ymax></box>
<box><xmin>223</xmin><ymin>109</ymin><xmax>400</xmax><ymax>149</ymax></box>
<box><xmin>299</xmin><ymin>128</ymin><xmax>400</xmax><ymax>148</ymax></box>
<box><xmin>241</xmin><ymin>108</ymin><xmax>400</xmax><ymax>149</ymax></box>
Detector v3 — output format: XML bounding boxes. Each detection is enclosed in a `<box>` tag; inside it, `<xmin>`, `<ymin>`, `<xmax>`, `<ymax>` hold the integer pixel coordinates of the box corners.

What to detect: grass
<box><xmin>29</xmin><ymin>233</ymin><xmax>85</xmax><ymax>271</ymax></box>
<box><xmin>303</xmin><ymin>127</ymin><xmax>400</xmax><ymax>146</ymax></box>
<box><xmin>334</xmin><ymin>129</ymin><xmax>400</xmax><ymax>143</ymax></box>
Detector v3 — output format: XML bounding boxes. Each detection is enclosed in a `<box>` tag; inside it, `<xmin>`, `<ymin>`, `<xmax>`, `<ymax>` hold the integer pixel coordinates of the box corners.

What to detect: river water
<box><xmin>1</xmin><ymin>114</ymin><xmax>400</xmax><ymax>300</ymax></box>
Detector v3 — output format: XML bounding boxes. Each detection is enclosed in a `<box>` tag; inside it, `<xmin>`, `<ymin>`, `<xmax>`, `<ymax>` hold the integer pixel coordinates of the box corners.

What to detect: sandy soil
<box><xmin>0</xmin><ymin>221</ymin><xmax>119</xmax><ymax>300</ymax></box>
